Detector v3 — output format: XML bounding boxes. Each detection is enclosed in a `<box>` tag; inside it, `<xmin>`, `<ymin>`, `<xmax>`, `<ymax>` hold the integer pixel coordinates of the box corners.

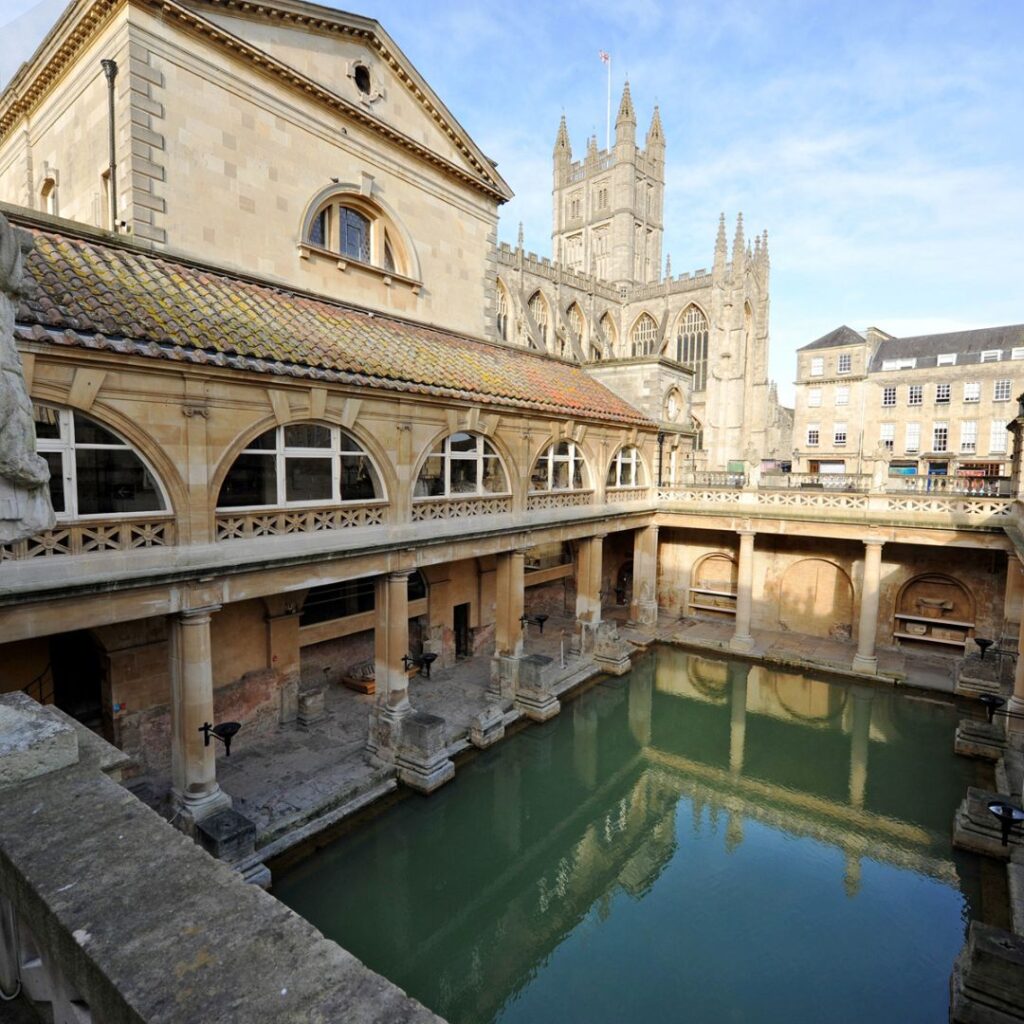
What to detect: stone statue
<box><xmin>0</xmin><ymin>211</ymin><xmax>53</xmax><ymax>544</ymax></box>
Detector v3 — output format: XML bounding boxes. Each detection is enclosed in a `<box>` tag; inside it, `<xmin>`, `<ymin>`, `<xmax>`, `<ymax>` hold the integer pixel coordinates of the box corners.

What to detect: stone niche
<box><xmin>894</xmin><ymin>573</ymin><xmax>975</xmax><ymax>649</ymax></box>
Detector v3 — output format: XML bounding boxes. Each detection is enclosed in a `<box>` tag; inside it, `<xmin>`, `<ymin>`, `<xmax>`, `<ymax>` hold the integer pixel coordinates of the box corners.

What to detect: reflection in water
<box><xmin>274</xmin><ymin>646</ymin><xmax>981</xmax><ymax>1024</ymax></box>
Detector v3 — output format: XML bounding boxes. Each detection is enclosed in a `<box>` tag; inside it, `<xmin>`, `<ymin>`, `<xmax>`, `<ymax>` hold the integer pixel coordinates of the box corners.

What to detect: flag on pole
<box><xmin>598</xmin><ymin>50</ymin><xmax>610</xmax><ymax>64</ymax></box>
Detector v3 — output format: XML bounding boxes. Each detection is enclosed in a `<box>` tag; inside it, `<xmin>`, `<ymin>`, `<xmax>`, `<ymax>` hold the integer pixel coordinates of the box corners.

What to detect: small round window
<box><xmin>354</xmin><ymin>65</ymin><xmax>371</xmax><ymax>95</ymax></box>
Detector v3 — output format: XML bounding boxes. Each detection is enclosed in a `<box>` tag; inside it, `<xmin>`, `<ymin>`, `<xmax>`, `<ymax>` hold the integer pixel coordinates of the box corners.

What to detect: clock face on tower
<box><xmin>664</xmin><ymin>388</ymin><xmax>682</xmax><ymax>423</ymax></box>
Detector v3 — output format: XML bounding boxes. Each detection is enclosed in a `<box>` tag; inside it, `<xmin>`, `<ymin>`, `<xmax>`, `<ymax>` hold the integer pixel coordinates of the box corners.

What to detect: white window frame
<box><xmin>935</xmin><ymin>383</ymin><xmax>951</xmax><ymax>404</ymax></box>
<box><xmin>990</xmin><ymin>421</ymin><xmax>1008</xmax><ymax>454</ymax></box>
<box><xmin>980</xmin><ymin>350</ymin><xmax>1002</xmax><ymax>363</ymax></box>
<box><xmin>416</xmin><ymin>432</ymin><xmax>510</xmax><ymax>499</ymax></box>
<box><xmin>837</xmin><ymin>352</ymin><xmax>852</xmax><ymax>374</ymax></box>
<box><xmin>807</xmin><ymin>388</ymin><xmax>822</xmax><ymax>408</ymax></box>
<box><xmin>879</xmin><ymin>423</ymin><xmax>895</xmax><ymax>450</ymax></box>
<box><xmin>834</xmin><ymin>386</ymin><xmax>849</xmax><ymax>406</ymax></box>
<box><xmin>933</xmin><ymin>422</ymin><xmax>949</xmax><ymax>452</ymax></box>
<box><xmin>34</xmin><ymin>405</ymin><xmax>170</xmax><ymax>521</ymax></box>
<box><xmin>607</xmin><ymin>446</ymin><xmax>643</xmax><ymax>489</ymax></box>
<box><xmin>963</xmin><ymin>381</ymin><xmax>981</xmax><ymax>403</ymax></box>
<box><xmin>905</xmin><ymin>422</ymin><xmax>921</xmax><ymax>454</ymax></box>
<box><xmin>806</xmin><ymin>424</ymin><xmax>820</xmax><ymax>447</ymax></box>
<box><xmin>960</xmin><ymin>421</ymin><xmax>977</xmax><ymax>453</ymax></box>
<box><xmin>994</xmin><ymin>379</ymin><xmax>1012</xmax><ymax>402</ymax></box>
<box><xmin>809</xmin><ymin>356</ymin><xmax>824</xmax><ymax>377</ymax></box>
<box><xmin>937</xmin><ymin>353</ymin><xmax>956</xmax><ymax>366</ymax></box>
<box><xmin>1012</xmin><ymin>347</ymin><xmax>1024</xmax><ymax>361</ymax></box>
<box><xmin>882</xmin><ymin>386</ymin><xmax>897</xmax><ymax>408</ymax></box>
<box><xmin>531</xmin><ymin>440</ymin><xmax>588</xmax><ymax>492</ymax></box>
<box><xmin>833</xmin><ymin>423</ymin><xmax>847</xmax><ymax>447</ymax></box>
<box><xmin>908</xmin><ymin>384</ymin><xmax>923</xmax><ymax>406</ymax></box>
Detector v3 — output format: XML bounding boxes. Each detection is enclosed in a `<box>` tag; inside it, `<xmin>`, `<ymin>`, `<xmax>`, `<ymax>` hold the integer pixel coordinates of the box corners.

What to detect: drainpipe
<box><xmin>100</xmin><ymin>59</ymin><xmax>118</xmax><ymax>231</ymax></box>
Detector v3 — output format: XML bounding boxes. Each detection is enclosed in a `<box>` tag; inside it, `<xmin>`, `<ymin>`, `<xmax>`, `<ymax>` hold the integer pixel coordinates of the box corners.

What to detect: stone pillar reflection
<box><xmin>170</xmin><ymin>606</ymin><xmax>230</xmax><ymax>823</ymax></box>
<box><xmin>573</xmin><ymin>699</ymin><xmax>598</xmax><ymax>789</ymax></box>
<box><xmin>729</xmin><ymin>529</ymin><xmax>756</xmax><ymax>652</ymax></box>
<box><xmin>852</xmin><ymin>539</ymin><xmax>884</xmax><ymax>674</ymax></box>
<box><xmin>628</xmin><ymin>525</ymin><xmax>659</xmax><ymax>627</ymax></box>
<box><xmin>849</xmin><ymin>689</ymin><xmax>872</xmax><ymax>808</ymax></box>
<box><xmin>729</xmin><ymin>661</ymin><xmax>749</xmax><ymax>776</ymax></box>
<box><xmin>628</xmin><ymin>660</ymin><xmax>653</xmax><ymax>746</ymax></box>
<box><xmin>375</xmin><ymin>570</ymin><xmax>412</xmax><ymax>714</ymax></box>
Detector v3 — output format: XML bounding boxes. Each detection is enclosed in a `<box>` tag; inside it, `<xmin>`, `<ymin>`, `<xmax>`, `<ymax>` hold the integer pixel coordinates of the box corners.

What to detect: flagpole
<box><xmin>606</xmin><ymin>55</ymin><xmax>611</xmax><ymax>150</ymax></box>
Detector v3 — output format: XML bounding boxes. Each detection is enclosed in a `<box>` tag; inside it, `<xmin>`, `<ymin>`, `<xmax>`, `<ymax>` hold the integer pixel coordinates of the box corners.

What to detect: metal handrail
<box><xmin>22</xmin><ymin>662</ymin><xmax>54</xmax><ymax>705</ymax></box>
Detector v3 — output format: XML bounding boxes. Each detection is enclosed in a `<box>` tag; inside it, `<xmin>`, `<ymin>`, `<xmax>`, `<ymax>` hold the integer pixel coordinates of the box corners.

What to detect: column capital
<box><xmin>737</xmin><ymin>528</ymin><xmax>757</xmax><ymax>538</ymax></box>
<box><xmin>863</xmin><ymin>537</ymin><xmax>886</xmax><ymax>550</ymax></box>
<box><xmin>178</xmin><ymin>604</ymin><xmax>221</xmax><ymax>623</ymax></box>
<box><xmin>386</xmin><ymin>569</ymin><xmax>414</xmax><ymax>583</ymax></box>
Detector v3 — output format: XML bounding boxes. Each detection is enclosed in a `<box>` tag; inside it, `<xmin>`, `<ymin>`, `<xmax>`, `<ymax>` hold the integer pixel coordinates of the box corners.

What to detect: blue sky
<box><xmin>3</xmin><ymin>0</ymin><xmax>1023</xmax><ymax>402</ymax></box>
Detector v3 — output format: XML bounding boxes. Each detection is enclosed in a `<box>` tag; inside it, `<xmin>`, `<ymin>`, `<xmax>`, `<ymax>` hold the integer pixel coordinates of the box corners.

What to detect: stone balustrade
<box><xmin>526</xmin><ymin>489</ymin><xmax>595</xmax><ymax>511</ymax></box>
<box><xmin>411</xmin><ymin>495</ymin><xmax>513</xmax><ymax>521</ymax></box>
<box><xmin>215</xmin><ymin>501</ymin><xmax>387</xmax><ymax>541</ymax></box>
<box><xmin>0</xmin><ymin>515</ymin><xmax>176</xmax><ymax>560</ymax></box>
<box><xmin>606</xmin><ymin>487</ymin><xmax>651</xmax><ymax>503</ymax></box>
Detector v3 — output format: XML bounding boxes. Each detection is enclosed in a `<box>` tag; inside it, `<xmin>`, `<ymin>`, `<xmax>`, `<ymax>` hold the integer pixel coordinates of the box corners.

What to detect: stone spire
<box><xmin>732</xmin><ymin>212</ymin><xmax>745</xmax><ymax>263</ymax></box>
<box><xmin>553</xmin><ymin>113</ymin><xmax>571</xmax><ymax>159</ymax></box>
<box><xmin>616</xmin><ymin>79</ymin><xmax>636</xmax><ymax>126</ymax></box>
<box><xmin>517</xmin><ymin>221</ymin><xmax>524</xmax><ymax>250</ymax></box>
<box><xmin>646</xmin><ymin>105</ymin><xmax>664</xmax><ymax>145</ymax></box>
<box><xmin>713</xmin><ymin>212</ymin><xmax>727</xmax><ymax>273</ymax></box>
<box><xmin>665</xmin><ymin>253</ymin><xmax>672</xmax><ymax>279</ymax></box>
<box><xmin>587</xmin><ymin>134</ymin><xmax>598</xmax><ymax>159</ymax></box>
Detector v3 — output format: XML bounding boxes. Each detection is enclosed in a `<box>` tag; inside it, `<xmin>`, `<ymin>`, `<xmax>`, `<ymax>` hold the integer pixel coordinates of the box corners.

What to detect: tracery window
<box><xmin>32</xmin><ymin>404</ymin><xmax>168</xmax><ymax>519</ymax></box>
<box><xmin>631</xmin><ymin>313</ymin><xmax>657</xmax><ymax>357</ymax></box>
<box><xmin>606</xmin><ymin>446</ymin><xmax>643</xmax><ymax>488</ymax></box>
<box><xmin>599</xmin><ymin>312</ymin><xmax>618</xmax><ymax>353</ymax></box>
<box><xmin>528</xmin><ymin>292</ymin><xmax>550</xmax><ymax>350</ymax></box>
<box><xmin>496</xmin><ymin>283</ymin><xmax>510</xmax><ymax>342</ymax></box>
<box><xmin>676</xmin><ymin>305</ymin><xmax>709</xmax><ymax>389</ymax></box>
<box><xmin>218</xmin><ymin>424</ymin><xmax>381</xmax><ymax>509</ymax></box>
<box><xmin>304</xmin><ymin>195</ymin><xmax>401</xmax><ymax>274</ymax></box>
<box><xmin>531</xmin><ymin>441</ymin><xmax>586</xmax><ymax>491</ymax></box>
<box><xmin>568</xmin><ymin>304</ymin><xmax>586</xmax><ymax>346</ymax></box>
<box><xmin>415</xmin><ymin>433</ymin><xmax>509</xmax><ymax>498</ymax></box>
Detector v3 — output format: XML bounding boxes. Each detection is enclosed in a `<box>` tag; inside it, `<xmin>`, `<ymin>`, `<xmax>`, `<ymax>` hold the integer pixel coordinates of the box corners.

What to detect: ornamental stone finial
<box><xmin>0</xmin><ymin>211</ymin><xmax>54</xmax><ymax>543</ymax></box>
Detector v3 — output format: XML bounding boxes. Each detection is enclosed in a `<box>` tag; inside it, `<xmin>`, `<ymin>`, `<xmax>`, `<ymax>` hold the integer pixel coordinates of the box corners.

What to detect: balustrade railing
<box><xmin>761</xmin><ymin>472</ymin><xmax>872</xmax><ymax>492</ymax></box>
<box><xmin>885</xmin><ymin>475</ymin><xmax>1011</xmax><ymax>496</ymax></box>
<box><xmin>606</xmin><ymin>486</ymin><xmax>650</xmax><ymax>503</ymax></box>
<box><xmin>526</xmin><ymin>489</ymin><xmax>595</xmax><ymax>511</ymax></box>
<box><xmin>678</xmin><ymin>471</ymin><xmax>747</xmax><ymax>489</ymax></box>
<box><xmin>411</xmin><ymin>495</ymin><xmax>513</xmax><ymax>521</ymax></box>
<box><xmin>216</xmin><ymin>502</ymin><xmax>386</xmax><ymax>541</ymax></box>
<box><xmin>0</xmin><ymin>515</ymin><xmax>176</xmax><ymax>560</ymax></box>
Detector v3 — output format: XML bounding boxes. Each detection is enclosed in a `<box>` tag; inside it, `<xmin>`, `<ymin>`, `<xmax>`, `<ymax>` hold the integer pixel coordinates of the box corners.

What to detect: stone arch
<box><xmin>778</xmin><ymin>558</ymin><xmax>854</xmax><ymax>639</ymax></box>
<box><xmin>893</xmin><ymin>573</ymin><xmax>975</xmax><ymax>645</ymax></box>
<box><xmin>527</xmin><ymin>290</ymin><xmax>553</xmax><ymax>352</ymax></box>
<box><xmin>692</xmin><ymin>552</ymin><xmax>738</xmax><ymax>592</ymax></box>
<box><xmin>629</xmin><ymin>311</ymin><xmax>658</xmax><ymax>357</ymax></box>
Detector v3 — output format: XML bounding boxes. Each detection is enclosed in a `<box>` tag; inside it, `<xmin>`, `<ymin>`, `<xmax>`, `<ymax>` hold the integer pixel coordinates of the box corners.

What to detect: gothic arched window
<box><xmin>415</xmin><ymin>433</ymin><xmax>509</xmax><ymax>498</ymax></box>
<box><xmin>568</xmin><ymin>303</ymin><xmax>586</xmax><ymax>346</ymax></box>
<box><xmin>531</xmin><ymin>441</ymin><xmax>587</xmax><ymax>492</ymax></box>
<box><xmin>528</xmin><ymin>292</ymin><xmax>550</xmax><ymax>350</ymax></box>
<box><xmin>599</xmin><ymin>312</ymin><xmax>618</xmax><ymax>354</ymax></box>
<box><xmin>496</xmin><ymin>282</ymin><xmax>510</xmax><ymax>342</ymax></box>
<box><xmin>677</xmin><ymin>305</ymin><xmax>709</xmax><ymax>390</ymax></box>
<box><xmin>33</xmin><ymin>404</ymin><xmax>168</xmax><ymax>518</ymax></box>
<box><xmin>631</xmin><ymin>313</ymin><xmax>657</xmax><ymax>357</ymax></box>
<box><xmin>218</xmin><ymin>424</ymin><xmax>382</xmax><ymax>508</ymax></box>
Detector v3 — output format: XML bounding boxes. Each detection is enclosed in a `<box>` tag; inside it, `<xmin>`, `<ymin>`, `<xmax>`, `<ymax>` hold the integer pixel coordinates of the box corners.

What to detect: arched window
<box><xmin>692</xmin><ymin>416</ymin><xmax>705</xmax><ymax>452</ymax></box>
<box><xmin>39</xmin><ymin>176</ymin><xmax>57</xmax><ymax>216</ymax></box>
<box><xmin>528</xmin><ymin>292</ymin><xmax>550</xmax><ymax>350</ymax></box>
<box><xmin>415</xmin><ymin>433</ymin><xmax>509</xmax><ymax>498</ymax></box>
<box><xmin>32</xmin><ymin>404</ymin><xmax>168</xmax><ymax>518</ymax></box>
<box><xmin>677</xmin><ymin>305</ymin><xmax>709</xmax><ymax>390</ymax></box>
<box><xmin>218</xmin><ymin>424</ymin><xmax>382</xmax><ymax>509</ymax></box>
<box><xmin>631</xmin><ymin>313</ymin><xmax>657</xmax><ymax>357</ymax></box>
<box><xmin>531</xmin><ymin>441</ymin><xmax>586</xmax><ymax>492</ymax></box>
<box><xmin>304</xmin><ymin>194</ymin><xmax>402</xmax><ymax>275</ymax></box>
<box><xmin>496</xmin><ymin>282</ymin><xmax>510</xmax><ymax>342</ymax></box>
<box><xmin>599</xmin><ymin>312</ymin><xmax>618</xmax><ymax>354</ymax></box>
<box><xmin>607</xmin><ymin>446</ymin><xmax>643</xmax><ymax>488</ymax></box>
<box><xmin>568</xmin><ymin>303</ymin><xmax>586</xmax><ymax>347</ymax></box>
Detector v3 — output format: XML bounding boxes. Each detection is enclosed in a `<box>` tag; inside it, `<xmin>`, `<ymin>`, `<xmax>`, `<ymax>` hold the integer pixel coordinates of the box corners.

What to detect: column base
<box><xmin>171</xmin><ymin>784</ymin><xmax>232</xmax><ymax>836</ymax></box>
<box><xmin>1007</xmin><ymin>695</ymin><xmax>1024</xmax><ymax>730</ymax></box>
<box><xmin>515</xmin><ymin>686</ymin><xmax>561</xmax><ymax>722</ymax></box>
<box><xmin>627</xmin><ymin>601</ymin><xmax>659</xmax><ymax>629</ymax></box>
<box><xmin>851</xmin><ymin>654</ymin><xmax>878</xmax><ymax>675</ymax></box>
<box><xmin>366</xmin><ymin>701</ymin><xmax>411</xmax><ymax>761</ymax></box>
<box><xmin>729</xmin><ymin>634</ymin><xmax>755</xmax><ymax>653</ymax></box>
<box><xmin>470</xmin><ymin>705</ymin><xmax>506</xmax><ymax>748</ymax></box>
<box><xmin>396</xmin><ymin>711</ymin><xmax>455</xmax><ymax>794</ymax></box>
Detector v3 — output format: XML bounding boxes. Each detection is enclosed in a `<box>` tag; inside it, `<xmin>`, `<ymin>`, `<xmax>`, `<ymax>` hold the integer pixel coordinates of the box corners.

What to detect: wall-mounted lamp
<box><xmin>987</xmin><ymin>800</ymin><xmax>1024</xmax><ymax>846</ymax></box>
<box><xmin>402</xmin><ymin>652</ymin><xmax>439</xmax><ymax>679</ymax></box>
<box><xmin>199</xmin><ymin>721</ymin><xmax>241</xmax><ymax>756</ymax></box>
<box><xmin>520</xmin><ymin>613</ymin><xmax>550</xmax><ymax>634</ymax></box>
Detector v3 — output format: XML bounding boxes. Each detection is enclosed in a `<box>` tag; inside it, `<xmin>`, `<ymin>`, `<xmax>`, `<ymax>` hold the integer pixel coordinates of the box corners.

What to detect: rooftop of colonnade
<box><xmin>7</xmin><ymin>205</ymin><xmax>655</xmax><ymax>429</ymax></box>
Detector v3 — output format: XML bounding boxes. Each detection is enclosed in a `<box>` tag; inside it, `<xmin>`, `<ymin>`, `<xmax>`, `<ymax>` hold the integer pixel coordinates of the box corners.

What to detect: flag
<box><xmin>598</xmin><ymin>50</ymin><xmax>610</xmax><ymax>64</ymax></box>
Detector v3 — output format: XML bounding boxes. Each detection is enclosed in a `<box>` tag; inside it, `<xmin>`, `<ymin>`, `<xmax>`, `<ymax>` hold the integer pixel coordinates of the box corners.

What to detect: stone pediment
<box><xmin>174</xmin><ymin>0</ymin><xmax>512</xmax><ymax>200</ymax></box>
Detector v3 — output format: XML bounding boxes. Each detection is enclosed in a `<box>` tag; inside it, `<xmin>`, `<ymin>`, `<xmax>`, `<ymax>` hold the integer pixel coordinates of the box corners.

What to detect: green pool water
<box><xmin>273</xmin><ymin>646</ymin><xmax>984</xmax><ymax>1024</ymax></box>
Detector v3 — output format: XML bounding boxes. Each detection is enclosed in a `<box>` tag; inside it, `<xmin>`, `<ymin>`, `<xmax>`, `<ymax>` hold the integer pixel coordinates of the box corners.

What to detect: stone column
<box><xmin>375</xmin><ymin>570</ymin><xmax>412</xmax><ymax>714</ymax></box>
<box><xmin>1007</xmin><ymin>613</ymin><xmax>1024</xmax><ymax>726</ymax></box>
<box><xmin>729</xmin><ymin>529</ymin><xmax>756</xmax><ymax>652</ymax></box>
<box><xmin>170</xmin><ymin>606</ymin><xmax>230</xmax><ymax>825</ymax></box>
<box><xmin>576</xmin><ymin>533</ymin><xmax>605</xmax><ymax>624</ymax></box>
<box><xmin>852</xmin><ymin>539</ymin><xmax>884</xmax><ymax>674</ymax></box>
<box><xmin>628</xmin><ymin>524</ymin><xmax>660</xmax><ymax>627</ymax></box>
<box><xmin>494</xmin><ymin>549</ymin><xmax>526</xmax><ymax>658</ymax></box>
<box><xmin>849</xmin><ymin>688</ymin><xmax>872</xmax><ymax>807</ymax></box>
